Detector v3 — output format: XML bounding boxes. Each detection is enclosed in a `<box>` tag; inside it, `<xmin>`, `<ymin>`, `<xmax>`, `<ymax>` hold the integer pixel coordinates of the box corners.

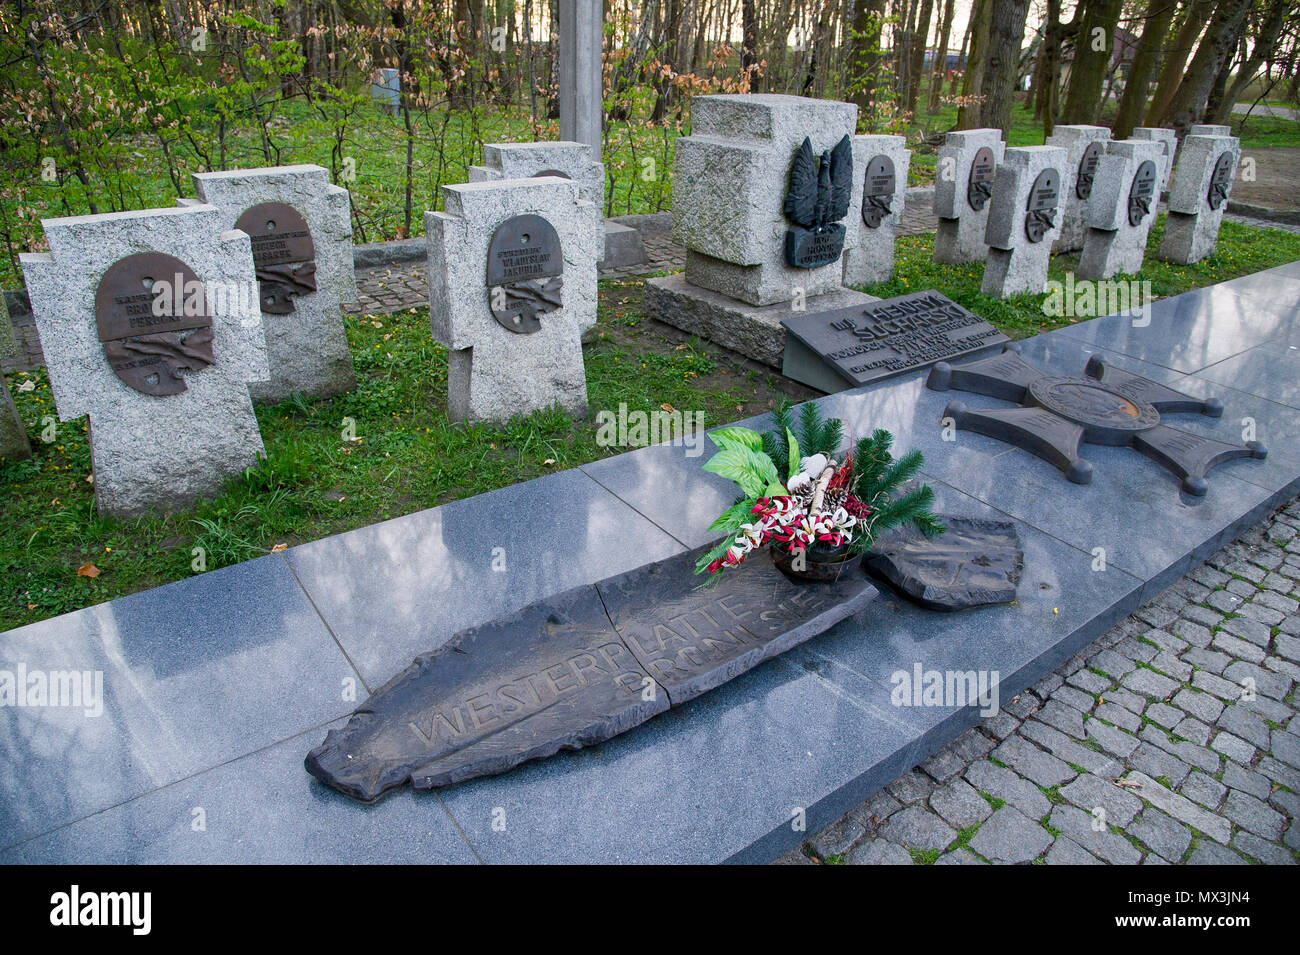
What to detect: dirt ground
<box><xmin>1231</xmin><ymin>146</ymin><xmax>1300</xmax><ymax>212</ymax></box>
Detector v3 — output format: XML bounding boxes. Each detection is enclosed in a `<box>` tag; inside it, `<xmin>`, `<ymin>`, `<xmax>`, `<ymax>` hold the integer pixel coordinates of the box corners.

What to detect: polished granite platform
<box><xmin>4</xmin><ymin>261</ymin><xmax>1300</xmax><ymax>863</ymax></box>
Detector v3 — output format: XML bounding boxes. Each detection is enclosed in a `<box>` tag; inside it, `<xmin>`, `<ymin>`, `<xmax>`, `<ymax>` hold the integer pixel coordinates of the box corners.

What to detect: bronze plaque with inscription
<box><xmin>861</xmin><ymin>154</ymin><xmax>896</xmax><ymax>228</ymax></box>
<box><xmin>1024</xmin><ymin>168</ymin><xmax>1060</xmax><ymax>243</ymax></box>
<box><xmin>967</xmin><ymin>146</ymin><xmax>997</xmax><ymax>211</ymax></box>
<box><xmin>94</xmin><ymin>252</ymin><xmax>213</xmax><ymax>396</ymax></box>
<box><xmin>1128</xmin><ymin>159</ymin><xmax>1157</xmax><ymax>226</ymax></box>
<box><xmin>780</xmin><ymin>290</ymin><xmax>1010</xmax><ymax>391</ymax></box>
<box><xmin>1075</xmin><ymin>142</ymin><xmax>1104</xmax><ymax>200</ymax></box>
<box><xmin>234</xmin><ymin>201</ymin><xmax>317</xmax><ymax>315</ymax></box>
<box><xmin>486</xmin><ymin>213</ymin><xmax>564</xmax><ymax>334</ymax></box>
<box><xmin>1208</xmin><ymin>151</ymin><xmax>1235</xmax><ymax>210</ymax></box>
<box><xmin>304</xmin><ymin>544</ymin><xmax>877</xmax><ymax>802</ymax></box>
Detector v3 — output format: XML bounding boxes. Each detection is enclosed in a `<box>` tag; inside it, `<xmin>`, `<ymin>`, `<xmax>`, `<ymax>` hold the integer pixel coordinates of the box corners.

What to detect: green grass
<box><xmin>1</xmin><ymin>283</ymin><xmax>768</xmax><ymax>630</ymax></box>
<box><xmin>852</xmin><ymin>216</ymin><xmax>1300</xmax><ymax>339</ymax></box>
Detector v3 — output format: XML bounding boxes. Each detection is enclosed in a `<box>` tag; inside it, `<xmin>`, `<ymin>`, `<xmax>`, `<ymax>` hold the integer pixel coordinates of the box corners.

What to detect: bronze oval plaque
<box><xmin>486</xmin><ymin>213</ymin><xmax>563</xmax><ymax>334</ymax></box>
<box><xmin>861</xmin><ymin>154</ymin><xmax>896</xmax><ymax>229</ymax></box>
<box><xmin>1024</xmin><ymin>168</ymin><xmax>1060</xmax><ymax>243</ymax></box>
<box><xmin>234</xmin><ymin>202</ymin><xmax>317</xmax><ymax>315</ymax></box>
<box><xmin>1076</xmin><ymin>142</ymin><xmax>1104</xmax><ymax>200</ymax></box>
<box><xmin>532</xmin><ymin>169</ymin><xmax>572</xmax><ymax>180</ymax></box>
<box><xmin>94</xmin><ymin>252</ymin><xmax>213</xmax><ymax>396</ymax></box>
<box><xmin>1128</xmin><ymin>160</ymin><xmax>1157</xmax><ymax>227</ymax></box>
<box><xmin>1207</xmin><ymin>151</ymin><xmax>1235</xmax><ymax>210</ymax></box>
<box><xmin>967</xmin><ymin>146</ymin><xmax>997</xmax><ymax>211</ymax></box>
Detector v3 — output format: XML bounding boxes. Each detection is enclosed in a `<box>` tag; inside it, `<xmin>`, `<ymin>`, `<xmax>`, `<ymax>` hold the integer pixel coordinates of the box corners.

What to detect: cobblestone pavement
<box><xmin>778</xmin><ymin>499</ymin><xmax>1300</xmax><ymax>865</ymax></box>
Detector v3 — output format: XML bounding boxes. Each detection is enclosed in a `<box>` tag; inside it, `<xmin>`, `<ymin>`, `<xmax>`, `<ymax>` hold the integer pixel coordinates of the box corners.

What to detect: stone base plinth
<box><xmin>643</xmin><ymin>273</ymin><xmax>876</xmax><ymax>368</ymax></box>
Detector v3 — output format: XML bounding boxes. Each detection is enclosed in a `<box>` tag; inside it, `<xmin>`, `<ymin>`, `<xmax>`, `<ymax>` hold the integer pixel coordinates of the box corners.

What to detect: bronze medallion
<box><xmin>94</xmin><ymin>252</ymin><xmax>213</xmax><ymax>396</ymax></box>
<box><xmin>1128</xmin><ymin>160</ymin><xmax>1157</xmax><ymax>227</ymax></box>
<box><xmin>1076</xmin><ymin>142</ymin><xmax>1104</xmax><ymax>200</ymax></box>
<box><xmin>234</xmin><ymin>202</ymin><xmax>317</xmax><ymax>315</ymax></box>
<box><xmin>1024</xmin><ymin>168</ymin><xmax>1060</xmax><ymax>243</ymax></box>
<box><xmin>532</xmin><ymin>169</ymin><xmax>572</xmax><ymax>180</ymax></box>
<box><xmin>861</xmin><ymin>154</ymin><xmax>896</xmax><ymax>229</ymax></box>
<box><xmin>967</xmin><ymin>146</ymin><xmax>997</xmax><ymax>211</ymax></box>
<box><xmin>1207</xmin><ymin>151</ymin><xmax>1235</xmax><ymax>211</ymax></box>
<box><xmin>486</xmin><ymin>214</ymin><xmax>564</xmax><ymax>334</ymax></box>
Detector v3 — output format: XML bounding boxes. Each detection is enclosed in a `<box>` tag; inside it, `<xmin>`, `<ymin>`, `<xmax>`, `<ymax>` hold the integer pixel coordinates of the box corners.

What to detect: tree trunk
<box><xmin>1060</xmin><ymin>0</ymin><xmax>1122</xmax><ymax>124</ymax></box>
<box><xmin>1144</xmin><ymin>0</ymin><xmax>1212</xmax><ymax>125</ymax></box>
<box><xmin>1157</xmin><ymin>0</ymin><xmax>1252</xmax><ymax>134</ymax></box>
<box><xmin>978</xmin><ymin>0</ymin><xmax>1031</xmax><ymax>131</ymax></box>
<box><xmin>928</xmin><ymin>0</ymin><xmax>956</xmax><ymax>111</ymax></box>
<box><xmin>1036</xmin><ymin>0</ymin><xmax>1063</xmax><ymax>133</ymax></box>
<box><xmin>1111</xmin><ymin>0</ymin><xmax>1177</xmax><ymax>138</ymax></box>
<box><xmin>1208</xmin><ymin>0</ymin><xmax>1292</xmax><ymax>125</ymax></box>
<box><xmin>906</xmin><ymin>0</ymin><xmax>935</xmax><ymax>114</ymax></box>
<box><xmin>957</xmin><ymin>0</ymin><xmax>991</xmax><ymax>128</ymax></box>
<box><xmin>741</xmin><ymin>0</ymin><xmax>759</xmax><ymax>86</ymax></box>
<box><xmin>849</xmin><ymin>0</ymin><xmax>888</xmax><ymax>116</ymax></box>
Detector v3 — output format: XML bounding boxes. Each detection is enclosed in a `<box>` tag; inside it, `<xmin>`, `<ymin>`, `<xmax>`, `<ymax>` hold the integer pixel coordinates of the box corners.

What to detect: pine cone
<box><xmin>822</xmin><ymin>487</ymin><xmax>847</xmax><ymax>514</ymax></box>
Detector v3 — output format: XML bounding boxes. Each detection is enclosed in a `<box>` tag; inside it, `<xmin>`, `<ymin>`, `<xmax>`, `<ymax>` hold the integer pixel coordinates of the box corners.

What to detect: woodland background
<box><xmin>2</xmin><ymin>0</ymin><xmax>1298</xmax><ymax>285</ymax></box>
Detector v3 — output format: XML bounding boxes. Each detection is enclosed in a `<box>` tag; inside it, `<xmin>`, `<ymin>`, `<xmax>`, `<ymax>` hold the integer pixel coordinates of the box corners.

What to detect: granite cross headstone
<box><xmin>1157</xmin><ymin>129</ymin><xmax>1241</xmax><ymax>264</ymax></box>
<box><xmin>19</xmin><ymin>205</ymin><xmax>268</xmax><ymax>517</ymax></box>
<box><xmin>665</xmin><ymin>94</ymin><xmax>863</xmax><ymax>306</ymax></box>
<box><xmin>933</xmin><ymin>128</ymin><xmax>1005</xmax><ymax>264</ymax></box>
<box><xmin>643</xmin><ymin>94</ymin><xmax>877</xmax><ymax>367</ymax></box>
<box><xmin>1045</xmin><ymin>125</ymin><xmax>1111</xmax><ymax>253</ymax></box>
<box><xmin>1077</xmin><ymin>139</ymin><xmax>1166</xmax><ymax>279</ymax></box>
<box><xmin>1130</xmin><ymin>127</ymin><xmax>1177</xmax><ymax>194</ymax></box>
<box><xmin>192</xmin><ymin>164</ymin><xmax>358</xmax><ymax>401</ymax></box>
<box><xmin>426</xmin><ymin>176</ymin><xmax>600</xmax><ymax>423</ymax></box>
<box><xmin>981</xmin><ymin>146</ymin><xmax>1067</xmax><ymax>297</ymax></box>
<box><xmin>843</xmin><ymin>134</ymin><xmax>910</xmax><ymax>286</ymax></box>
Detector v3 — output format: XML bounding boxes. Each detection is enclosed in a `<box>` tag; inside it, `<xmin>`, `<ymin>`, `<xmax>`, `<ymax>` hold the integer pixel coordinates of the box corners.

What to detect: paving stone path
<box><xmin>779</xmin><ymin>499</ymin><xmax>1300</xmax><ymax>865</ymax></box>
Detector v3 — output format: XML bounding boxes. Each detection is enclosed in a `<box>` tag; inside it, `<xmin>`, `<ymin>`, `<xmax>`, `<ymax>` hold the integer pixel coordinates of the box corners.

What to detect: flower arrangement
<box><xmin>695</xmin><ymin>399</ymin><xmax>945</xmax><ymax>576</ymax></box>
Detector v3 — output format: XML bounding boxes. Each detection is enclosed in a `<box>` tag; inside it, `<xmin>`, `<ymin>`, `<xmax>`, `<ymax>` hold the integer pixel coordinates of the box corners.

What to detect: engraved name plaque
<box><xmin>781</xmin><ymin>290</ymin><xmax>1010</xmax><ymax>392</ymax></box>
<box><xmin>1208</xmin><ymin>151</ymin><xmax>1235</xmax><ymax>211</ymax></box>
<box><xmin>967</xmin><ymin>146</ymin><xmax>997</xmax><ymax>211</ymax></box>
<box><xmin>1025</xmin><ymin>168</ymin><xmax>1060</xmax><ymax>243</ymax></box>
<box><xmin>234</xmin><ymin>202</ymin><xmax>317</xmax><ymax>315</ymax></box>
<box><xmin>486</xmin><ymin>213</ymin><xmax>564</xmax><ymax>334</ymax></box>
<box><xmin>1128</xmin><ymin>159</ymin><xmax>1157</xmax><ymax>227</ymax></box>
<box><xmin>1076</xmin><ymin>142</ymin><xmax>1104</xmax><ymax>200</ymax></box>
<box><xmin>94</xmin><ymin>252</ymin><xmax>214</xmax><ymax>396</ymax></box>
<box><xmin>861</xmin><ymin>154</ymin><xmax>896</xmax><ymax>228</ymax></box>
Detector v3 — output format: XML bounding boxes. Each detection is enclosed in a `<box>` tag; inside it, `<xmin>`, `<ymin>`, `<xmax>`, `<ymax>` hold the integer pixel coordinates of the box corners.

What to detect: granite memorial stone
<box><xmin>192</xmin><ymin>164</ymin><xmax>357</xmax><ymax>401</ymax></box>
<box><xmin>865</xmin><ymin>516</ymin><xmax>1023</xmax><ymax>611</ymax></box>
<box><xmin>981</xmin><ymin>146</ymin><xmax>1067</xmax><ymax>297</ymax></box>
<box><xmin>928</xmin><ymin>346</ymin><xmax>1266</xmax><ymax>495</ymax></box>
<box><xmin>468</xmin><ymin>140</ymin><xmax>626</xmax><ymax>262</ymax></box>
<box><xmin>19</xmin><ymin>205</ymin><xmax>269</xmax><ymax>517</ymax></box>
<box><xmin>1045</xmin><ymin>125</ymin><xmax>1111</xmax><ymax>253</ymax></box>
<box><xmin>934</xmin><ymin>129</ymin><xmax>1005</xmax><ymax>264</ymax></box>
<box><xmin>426</xmin><ymin>176</ymin><xmax>600</xmax><ymax>423</ymax></box>
<box><xmin>1077</xmin><ymin>139</ymin><xmax>1166</xmax><ymax>279</ymax></box>
<box><xmin>0</xmin><ymin>295</ymin><xmax>31</xmax><ymax>460</ymax></box>
<box><xmin>644</xmin><ymin>94</ymin><xmax>876</xmax><ymax>366</ymax></box>
<box><xmin>1130</xmin><ymin>127</ymin><xmax>1177</xmax><ymax>194</ymax></box>
<box><xmin>780</xmin><ymin>290</ymin><xmax>1008</xmax><ymax>393</ymax></box>
<box><xmin>1157</xmin><ymin>130</ymin><xmax>1241</xmax><ymax>264</ymax></box>
<box><xmin>305</xmin><ymin>543</ymin><xmax>878</xmax><ymax>801</ymax></box>
<box><xmin>843</xmin><ymin>134</ymin><xmax>910</xmax><ymax>286</ymax></box>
